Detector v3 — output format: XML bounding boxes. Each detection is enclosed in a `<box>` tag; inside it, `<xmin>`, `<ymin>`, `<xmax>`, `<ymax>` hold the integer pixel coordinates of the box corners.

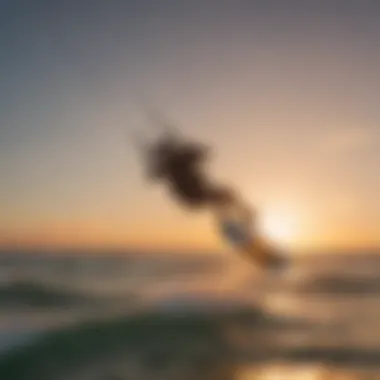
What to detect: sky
<box><xmin>0</xmin><ymin>0</ymin><xmax>380</xmax><ymax>252</ymax></box>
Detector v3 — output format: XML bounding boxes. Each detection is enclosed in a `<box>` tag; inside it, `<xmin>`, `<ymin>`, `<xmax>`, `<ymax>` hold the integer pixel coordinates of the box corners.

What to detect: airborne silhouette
<box><xmin>133</xmin><ymin>112</ymin><xmax>287</xmax><ymax>270</ymax></box>
<box><xmin>133</xmin><ymin>115</ymin><xmax>224</xmax><ymax>208</ymax></box>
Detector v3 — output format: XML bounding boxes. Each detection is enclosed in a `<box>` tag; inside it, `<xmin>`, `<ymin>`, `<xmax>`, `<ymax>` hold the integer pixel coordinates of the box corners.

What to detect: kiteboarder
<box><xmin>132</xmin><ymin>113</ymin><xmax>288</xmax><ymax>270</ymax></box>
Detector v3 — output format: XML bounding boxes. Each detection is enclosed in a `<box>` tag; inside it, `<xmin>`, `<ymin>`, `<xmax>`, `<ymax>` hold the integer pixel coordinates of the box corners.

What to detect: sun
<box><xmin>261</xmin><ymin>208</ymin><xmax>300</xmax><ymax>245</ymax></box>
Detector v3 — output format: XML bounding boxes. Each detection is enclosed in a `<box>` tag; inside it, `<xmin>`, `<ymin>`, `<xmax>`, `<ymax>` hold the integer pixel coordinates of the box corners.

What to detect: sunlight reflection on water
<box><xmin>239</xmin><ymin>364</ymin><xmax>357</xmax><ymax>380</ymax></box>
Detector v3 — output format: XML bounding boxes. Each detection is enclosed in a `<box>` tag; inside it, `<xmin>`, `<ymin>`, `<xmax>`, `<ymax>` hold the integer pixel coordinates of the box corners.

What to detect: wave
<box><xmin>298</xmin><ymin>274</ymin><xmax>380</xmax><ymax>296</ymax></box>
<box><xmin>3</xmin><ymin>294</ymin><xmax>379</xmax><ymax>380</ymax></box>
<box><xmin>0</xmin><ymin>281</ymin><xmax>93</xmax><ymax>309</ymax></box>
<box><xmin>0</xmin><ymin>304</ymin><xmax>264</xmax><ymax>380</ymax></box>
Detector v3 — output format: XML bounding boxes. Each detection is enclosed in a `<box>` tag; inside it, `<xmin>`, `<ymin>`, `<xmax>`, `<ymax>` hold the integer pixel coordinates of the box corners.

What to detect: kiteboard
<box><xmin>217</xmin><ymin>207</ymin><xmax>288</xmax><ymax>273</ymax></box>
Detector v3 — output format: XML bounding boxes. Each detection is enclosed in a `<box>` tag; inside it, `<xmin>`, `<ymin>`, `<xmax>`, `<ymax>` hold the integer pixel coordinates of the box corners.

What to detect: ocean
<box><xmin>0</xmin><ymin>249</ymin><xmax>380</xmax><ymax>379</ymax></box>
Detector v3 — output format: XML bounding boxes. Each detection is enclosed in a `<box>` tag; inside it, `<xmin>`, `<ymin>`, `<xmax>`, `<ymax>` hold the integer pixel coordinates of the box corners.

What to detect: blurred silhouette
<box><xmin>133</xmin><ymin>113</ymin><xmax>286</xmax><ymax>269</ymax></box>
<box><xmin>133</xmin><ymin>121</ymin><xmax>222</xmax><ymax>208</ymax></box>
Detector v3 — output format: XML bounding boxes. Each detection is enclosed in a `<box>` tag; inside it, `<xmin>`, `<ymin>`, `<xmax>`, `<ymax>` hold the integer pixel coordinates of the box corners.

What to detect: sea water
<box><xmin>1</xmin><ymin>249</ymin><xmax>380</xmax><ymax>379</ymax></box>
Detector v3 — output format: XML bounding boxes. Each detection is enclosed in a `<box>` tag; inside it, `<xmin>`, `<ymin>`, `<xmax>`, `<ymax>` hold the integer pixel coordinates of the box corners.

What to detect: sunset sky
<box><xmin>1</xmin><ymin>1</ymin><xmax>380</xmax><ymax>252</ymax></box>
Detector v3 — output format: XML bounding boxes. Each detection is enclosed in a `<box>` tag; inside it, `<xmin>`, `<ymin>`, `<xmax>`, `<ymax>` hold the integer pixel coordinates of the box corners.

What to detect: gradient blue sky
<box><xmin>1</xmin><ymin>1</ymin><xmax>380</xmax><ymax>251</ymax></box>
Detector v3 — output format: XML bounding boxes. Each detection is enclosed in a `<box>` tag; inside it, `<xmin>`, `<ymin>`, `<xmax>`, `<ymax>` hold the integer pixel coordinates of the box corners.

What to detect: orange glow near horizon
<box><xmin>0</xmin><ymin>219</ymin><xmax>220</xmax><ymax>253</ymax></box>
<box><xmin>2</xmin><ymin>207</ymin><xmax>380</xmax><ymax>254</ymax></box>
